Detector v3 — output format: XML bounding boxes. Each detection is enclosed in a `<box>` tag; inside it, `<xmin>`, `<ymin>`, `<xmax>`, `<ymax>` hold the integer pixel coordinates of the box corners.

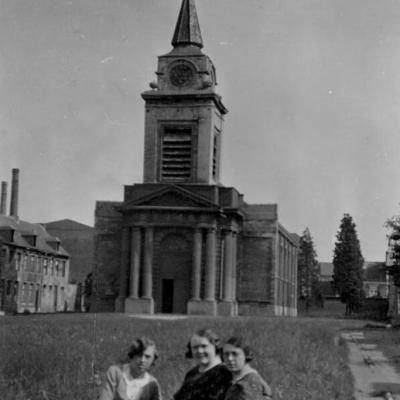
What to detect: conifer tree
<box><xmin>297</xmin><ymin>228</ymin><xmax>320</xmax><ymax>306</ymax></box>
<box><xmin>332</xmin><ymin>214</ymin><xmax>364</xmax><ymax>314</ymax></box>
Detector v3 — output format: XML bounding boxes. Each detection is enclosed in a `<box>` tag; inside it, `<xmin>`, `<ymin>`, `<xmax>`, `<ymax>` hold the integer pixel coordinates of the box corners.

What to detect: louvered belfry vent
<box><xmin>161</xmin><ymin>127</ymin><xmax>192</xmax><ymax>181</ymax></box>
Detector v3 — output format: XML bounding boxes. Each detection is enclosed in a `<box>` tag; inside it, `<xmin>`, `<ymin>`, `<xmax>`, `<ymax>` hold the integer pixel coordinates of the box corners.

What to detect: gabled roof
<box><xmin>172</xmin><ymin>0</ymin><xmax>203</xmax><ymax>49</ymax></box>
<box><xmin>0</xmin><ymin>215</ymin><xmax>69</xmax><ymax>257</ymax></box>
<box><xmin>123</xmin><ymin>185</ymin><xmax>221</xmax><ymax>211</ymax></box>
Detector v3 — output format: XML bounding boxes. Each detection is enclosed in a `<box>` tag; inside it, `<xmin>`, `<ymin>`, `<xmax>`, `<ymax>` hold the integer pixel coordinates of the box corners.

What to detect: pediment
<box><xmin>124</xmin><ymin>186</ymin><xmax>219</xmax><ymax>210</ymax></box>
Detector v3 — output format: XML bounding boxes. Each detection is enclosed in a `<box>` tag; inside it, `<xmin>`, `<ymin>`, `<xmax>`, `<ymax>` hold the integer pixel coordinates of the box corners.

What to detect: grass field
<box><xmin>0</xmin><ymin>314</ymin><xmax>363</xmax><ymax>400</ymax></box>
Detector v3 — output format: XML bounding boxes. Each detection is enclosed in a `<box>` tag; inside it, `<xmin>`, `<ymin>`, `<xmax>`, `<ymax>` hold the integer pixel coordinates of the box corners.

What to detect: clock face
<box><xmin>169</xmin><ymin>63</ymin><xmax>195</xmax><ymax>87</ymax></box>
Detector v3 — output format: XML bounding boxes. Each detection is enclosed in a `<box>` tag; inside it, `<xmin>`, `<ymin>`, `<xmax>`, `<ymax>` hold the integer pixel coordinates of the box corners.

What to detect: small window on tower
<box><xmin>161</xmin><ymin>127</ymin><xmax>193</xmax><ymax>181</ymax></box>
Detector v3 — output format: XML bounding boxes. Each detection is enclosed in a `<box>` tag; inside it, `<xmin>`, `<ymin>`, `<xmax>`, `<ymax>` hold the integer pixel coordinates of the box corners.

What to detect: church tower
<box><xmin>142</xmin><ymin>0</ymin><xmax>226</xmax><ymax>185</ymax></box>
<box><xmin>94</xmin><ymin>0</ymin><xmax>299</xmax><ymax>318</ymax></box>
<box><xmin>108</xmin><ymin>0</ymin><xmax>241</xmax><ymax>316</ymax></box>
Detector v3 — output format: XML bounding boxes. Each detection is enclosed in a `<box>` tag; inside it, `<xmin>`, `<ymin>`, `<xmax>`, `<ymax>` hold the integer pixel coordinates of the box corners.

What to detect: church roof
<box><xmin>171</xmin><ymin>0</ymin><xmax>203</xmax><ymax>49</ymax></box>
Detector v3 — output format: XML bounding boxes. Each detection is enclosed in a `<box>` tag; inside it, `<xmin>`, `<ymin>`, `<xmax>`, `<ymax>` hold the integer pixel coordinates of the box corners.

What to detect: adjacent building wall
<box><xmin>93</xmin><ymin>201</ymin><xmax>123</xmax><ymax>312</ymax></box>
<box><xmin>0</xmin><ymin>244</ymin><xmax>73</xmax><ymax>313</ymax></box>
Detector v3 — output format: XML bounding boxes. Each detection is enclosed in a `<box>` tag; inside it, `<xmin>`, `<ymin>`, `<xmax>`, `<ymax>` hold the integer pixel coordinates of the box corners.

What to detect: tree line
<box><xmin>298</xmin><ymin>213</ymin><xmax>364</xmax><ymax>315</ymax></box>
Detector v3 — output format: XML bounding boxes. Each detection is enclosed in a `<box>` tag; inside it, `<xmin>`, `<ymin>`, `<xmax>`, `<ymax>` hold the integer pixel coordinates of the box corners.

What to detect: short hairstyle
<box><xmin>127</xmin><ymin>337</ymin><xmax>158</xmax><ymax>363</ymax></box>
<box><xmin>223</xmin><ymin>336</ymin><xmax>254</xmax><ymax>362</ymax></box>
<box><xmin>185</xmin><ymin>328</ymin><xmax>222</xmax><ymax>359</ymax></box>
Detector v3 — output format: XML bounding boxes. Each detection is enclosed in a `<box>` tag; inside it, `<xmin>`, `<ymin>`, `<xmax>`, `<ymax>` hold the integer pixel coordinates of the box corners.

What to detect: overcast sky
<box><xmin>1</xmin><ymin>0</ymin><xmax>400</xmax><ymax>262</ymax></box>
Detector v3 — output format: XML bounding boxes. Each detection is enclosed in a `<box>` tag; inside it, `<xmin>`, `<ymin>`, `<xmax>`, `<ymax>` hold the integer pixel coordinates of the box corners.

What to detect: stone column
<box><xmin>115</xmin><ymin>227</ymin><xmax>129</xmax><ymax>312</ymax></box>
<box><xmin>188</xmin><ymin>227</ymin><xmax>217</xmax><ymax>316</ymax></box>
<box><xmin>191</xmin><ymin>228</ymin><xmax>202</xmax><ymax>300</ymax></box>
<box><xmin>204</xmin><ymin>228</ymin><xmax>217</xmax><ymax>301</ymax></box>
<box><xmin>218</xmin><ymin>229</ymin><xmax>237</xmax><ymax>316</ymax></box>
<box><xmin>223</xmin><ymin>231</ymin><xmax>233</xmax><ymax>301</ymax></box>
<box><xmin>232</xmin><ymin>232</ymin><xmax>237</xmax><ymax>301</ymax></box>
<box><xmin>125</xmin><ymin>226</ymin><xmax>154</xmax><ymax>314</ymax></box>
<box><xmin>129</xmin><ymin>227</ymin><xmax>141</xmax><ymax>299</ymax></box>
<box><xmin>187</xmin><ymin>228</ymin><xmax>205</xmax><ymax>315</ymax></box>
<box><xmin>143</xmin><ymin>227</ymin><xmax>154</xmax><ymax>299</ymax></box>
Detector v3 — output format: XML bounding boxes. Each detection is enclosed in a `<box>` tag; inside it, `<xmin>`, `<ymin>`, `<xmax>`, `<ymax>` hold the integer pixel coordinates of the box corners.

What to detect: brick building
<box><xmin>0</xmin><ymin>169</ymin><xmax>75</xmax><ymax>313</ymax></box>
<box><xmin>94</xmin><ymin>0</ymin><xmax>298</xmax><ymax>316</ymax></box>
<box><xmin>317</xmin><ymin>261</ymin><xmax>389</xmax><ymax>299</ymax></box>
<box><xmin>363</xmin><ymin>262</ymin><xmax>388</xmax><ymax>298</ymax></box>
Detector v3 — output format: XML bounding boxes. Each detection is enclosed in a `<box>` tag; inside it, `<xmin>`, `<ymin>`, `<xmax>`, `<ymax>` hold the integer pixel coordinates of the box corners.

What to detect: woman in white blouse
<box><xmin>99</xmin><ymin>337</ymin><xmax>161</xmax><ymax>400</ymax></box>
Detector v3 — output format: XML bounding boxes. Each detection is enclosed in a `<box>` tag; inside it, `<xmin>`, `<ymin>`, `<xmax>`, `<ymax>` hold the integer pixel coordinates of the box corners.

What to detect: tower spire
<box><xmin>172</xmin><ymin>0</ymin><xmax>203</xmax><ymax>49</ymax></box>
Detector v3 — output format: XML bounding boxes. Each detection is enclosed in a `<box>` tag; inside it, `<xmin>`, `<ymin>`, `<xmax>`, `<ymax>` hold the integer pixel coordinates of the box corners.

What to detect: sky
<box><xmin>1</xmin><ymin>0</ymin><xmax>400</xmax><ymax>262</ymax></box>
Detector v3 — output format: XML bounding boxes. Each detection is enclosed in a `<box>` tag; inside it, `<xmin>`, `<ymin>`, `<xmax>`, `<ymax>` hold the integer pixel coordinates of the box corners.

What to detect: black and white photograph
<box><xmin>1</xmin><ymin>1</ymin><xmax>400</xmax><ymax>399</ymax></box>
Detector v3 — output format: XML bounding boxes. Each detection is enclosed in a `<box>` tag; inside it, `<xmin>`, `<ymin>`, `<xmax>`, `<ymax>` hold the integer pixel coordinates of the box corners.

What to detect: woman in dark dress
<box><xmin>173</xmin><ymin>329</ymin><xmax>232</xmax><ymax>400</ymax></box>
<box><xmin>223</xmin><ymin>336</ymin><xmax>272</xmax><ymax>400</ymax></box>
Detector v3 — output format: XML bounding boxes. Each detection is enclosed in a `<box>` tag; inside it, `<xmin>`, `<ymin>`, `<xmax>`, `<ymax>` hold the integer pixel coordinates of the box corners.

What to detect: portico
<box><xmin>117</xmin><ymin>185</ymin><xmax>240</xmax><ymax>315</ymax></box>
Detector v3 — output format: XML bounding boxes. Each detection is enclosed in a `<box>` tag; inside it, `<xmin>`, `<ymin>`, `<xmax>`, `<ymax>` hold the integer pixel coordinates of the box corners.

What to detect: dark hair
<box><xmin>185</xmin><ymin>329</ymin><xmax>222</xmax><ymax>359</ymax></box>
<box><xmin>223</xmin><ymin>336</ymin><xmax>254</xmax><ymax>362</ymax></box>
<box><xmin>127</xmin><ymin>337</ymin><xmax>158</xmax><ymax>363</ymax></box>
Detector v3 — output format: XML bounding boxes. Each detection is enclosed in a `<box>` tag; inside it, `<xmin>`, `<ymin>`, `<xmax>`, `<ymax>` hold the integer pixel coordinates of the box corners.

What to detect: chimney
<box><xmin>10</xmin><ymin>168</ymin><xmax>19</xmax><ymax>218</ymax></box>
<box><xmin>0</xmin><ymin>181</ymin><xmax>7</xmax><ymax>215</ymax></box>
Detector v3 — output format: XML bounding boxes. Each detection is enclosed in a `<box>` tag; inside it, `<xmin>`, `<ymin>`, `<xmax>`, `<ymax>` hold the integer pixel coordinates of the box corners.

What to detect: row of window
<box><xmin>1</xmin><ymin>279</ymin><xmax>65</xmax><ymax>303</ymax></box>
<box><xmin>13</xmin><ymin>253</ymin><xmax>67</xmax><ymax>277</ymax></box>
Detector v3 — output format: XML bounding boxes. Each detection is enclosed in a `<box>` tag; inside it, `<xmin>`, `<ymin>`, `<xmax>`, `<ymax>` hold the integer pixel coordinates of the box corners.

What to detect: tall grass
<box><xmin>0</xmin><ymin>314</ymin><xmax>359</xmax><ymax>399</ymax></box>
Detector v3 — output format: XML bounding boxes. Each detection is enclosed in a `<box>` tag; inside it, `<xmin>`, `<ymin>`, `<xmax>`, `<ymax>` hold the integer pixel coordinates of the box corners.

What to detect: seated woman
<box><xmin>173</xmin><ymin>329</ymin><xmax>232</xmax><ymax>400</ymax></box>
<box><xmin>222</xmin><ymin>336</ymin><xmax>272</xmax><ymax>400</ymax></box>
<box><xmin>99</xmin><ymin>337</ymin><xmax>161</xmax><ymax>400</ymax></box>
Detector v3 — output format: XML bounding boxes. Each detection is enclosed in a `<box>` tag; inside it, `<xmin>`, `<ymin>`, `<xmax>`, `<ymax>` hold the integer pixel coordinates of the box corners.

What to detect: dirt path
<box><xmin>342</xmin><ymin>331</ymin><xmax>400</xmax><ymax>399</ymax></box>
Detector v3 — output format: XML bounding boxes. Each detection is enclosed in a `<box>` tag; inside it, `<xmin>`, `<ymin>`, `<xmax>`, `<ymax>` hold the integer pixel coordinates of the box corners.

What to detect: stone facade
<box><xmin>93</xmin><ymin>0</ymin><xmax>298</xmax><ymax>316</ymax></box>
<box><xmin>0</xmin><ymin>215</ymin><xmax>75</xmax><ymax>314</ymax></box>
<box><xmin>0</xmin><ymin>169</ymin><xmax>76</xmax><ymax>314</ymax></box>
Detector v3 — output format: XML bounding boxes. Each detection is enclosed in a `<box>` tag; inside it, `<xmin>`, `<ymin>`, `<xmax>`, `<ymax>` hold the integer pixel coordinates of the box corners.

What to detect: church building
<box><xmin>94</xmin><ymin>0</ymin><xmax>298</xmax><ymax>316</ymax></box>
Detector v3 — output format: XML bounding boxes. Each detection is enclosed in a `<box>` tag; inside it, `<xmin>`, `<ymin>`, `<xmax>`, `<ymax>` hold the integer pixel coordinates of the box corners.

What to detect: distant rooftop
<box><xmin>0</xmin><ymin>215</ymin><xmax>69</xmax><ymax>257</ymax></box>
<box><xmin>43</xmin><ymin>219</ymin><xmax>93</xmax><ymax>231</ymax></box>
<box><xmin>319</xmin><ymin>262</ymin><xmax>333</xmax><ymax>277</ymax></box>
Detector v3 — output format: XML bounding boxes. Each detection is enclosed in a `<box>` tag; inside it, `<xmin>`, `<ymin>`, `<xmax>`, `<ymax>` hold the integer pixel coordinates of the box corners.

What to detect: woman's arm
<box><xmin>99</xmin><ymin>366</ymin><xmax>119</xmax><ymax>400</ymax></box>
<box><xmin>149</xmin><ymin>380</ymin><xmax>162</xmax><ymax>400</ymax></box>
<box><xmin>225</xmin><ymin>378</ymin><xmax>272</xmax><ymax>400</ymax></box>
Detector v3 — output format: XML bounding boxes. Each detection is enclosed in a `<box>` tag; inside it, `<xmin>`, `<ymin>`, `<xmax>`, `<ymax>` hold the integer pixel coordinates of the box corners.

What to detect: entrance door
<box><xmin>157</xmin><ymin>234</ymin><xmax>191</xmax><ymax>314</ymax></box>
<box><xmin>162</xmin><ymin>279</ymin><xmax>174</xmax><ymax>313</ymax></box>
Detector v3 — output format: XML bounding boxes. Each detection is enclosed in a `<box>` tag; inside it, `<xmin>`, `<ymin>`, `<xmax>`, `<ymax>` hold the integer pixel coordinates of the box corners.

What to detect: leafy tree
<box><xmin>332</xmin><ymin>214</ymin><xmax>364</xmax><ymax>315</ymax></box>
<box><xmin>297</xmin><ymin>228</ymin><xmax>320</xmax><ymax>308</ymax></box>
<box><xmin>385</xmin><ymin>213</ymin><xmax>400</xmax><ymax>232</ymax></box>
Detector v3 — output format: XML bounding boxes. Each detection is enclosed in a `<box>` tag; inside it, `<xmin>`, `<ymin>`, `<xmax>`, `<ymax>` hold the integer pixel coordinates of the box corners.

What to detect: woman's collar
<box><xmin>232</xmin><ymin>364</ymin><xmax>256</xmax><ymax>383</ymax></box>
<box><xmin>122</xmin><ymin>363</ymin><xmax>148</xmax><ymax>381</ymax></box>
<box><xmin>197</xmin><ymin>358</ymin><xmax>222</xmax><ymax>373</ymax></box>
